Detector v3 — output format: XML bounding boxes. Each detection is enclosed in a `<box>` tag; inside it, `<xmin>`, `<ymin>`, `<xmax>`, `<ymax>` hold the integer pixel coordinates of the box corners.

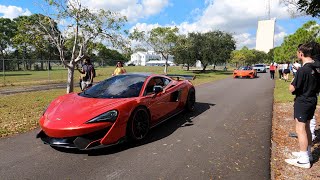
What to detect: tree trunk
<box><xmin>66</xmin><ymin>63</ymin><xmax>75</xmax><ymax>93</ymax></box>
<box><xmin>163</xmin><ymin>54</ymin><xmax>168</xmax><ymax>74</ymax></box>
<box><xmin>202</xmin><ymin>65</ymin><xmax>207</xmax><ymax>72</ymax></box>
<box><xmin>187</xmin><ymin>63</ymin><xmax>190</xmax><ymax>71</ymax></box>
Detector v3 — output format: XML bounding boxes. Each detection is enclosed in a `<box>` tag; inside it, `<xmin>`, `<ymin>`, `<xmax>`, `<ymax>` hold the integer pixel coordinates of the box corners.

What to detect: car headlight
<box><xmin>86</xmin><ymin>110</ymin><xmax>118</xmax><ymax>123</ymax></box>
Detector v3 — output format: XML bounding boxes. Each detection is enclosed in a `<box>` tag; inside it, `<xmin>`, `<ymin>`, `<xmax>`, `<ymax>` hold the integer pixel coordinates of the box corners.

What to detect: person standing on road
<box><xmin>278</xmin><ymin>63</ymin><xmax>283</xmax><ymax>80</ymax></box>
<box><xmin>285</xmin><ymin>42</ymin><xmax>320</xmax><ymax>169</ymax></box>
<box><xmin>269</xmin><ymin>62</ymin><xmax>276</xmax><ymax>80</ymax></box>
<box><xmin>78</xmin><ymin>56</ymin><xmax>95</xmax><ymax>91</ymax></box>
<box><xmin>283</xmin><ymin>62</ymin><xmax>291</xmax><ymax>82</ymax></box>
<box><xmin>112</xmin><ymin>61</ymin><xmax>126</xmax><ymax>76</ymax></box>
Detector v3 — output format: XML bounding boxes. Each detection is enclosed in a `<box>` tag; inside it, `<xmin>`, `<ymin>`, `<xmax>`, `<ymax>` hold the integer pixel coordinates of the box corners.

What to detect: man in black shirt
<box><xmin>78</xmin><ymin>56</ymin><xmax>94</xmax><ymax>91</ymax></box>
<box><xmin>285</xmin><ymin>42</ymin><xmax>320</xmax><ymax>169</ymax></box>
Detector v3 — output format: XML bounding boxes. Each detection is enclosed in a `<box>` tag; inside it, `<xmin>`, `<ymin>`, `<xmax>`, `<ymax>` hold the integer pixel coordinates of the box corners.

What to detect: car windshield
<box><xmin>254</xmin><ymin>64</ymin><xmax>265</xmax><ymax>67</ymax></box>
<box><xmin>79</xmin><ymin>74</ymin><xmax>147</xmax><ymax>98</ymax></box>
<box><xmin>238</xmin><ymin>66</ymin><xmax>252</xmax><ymax>70</ymax></box>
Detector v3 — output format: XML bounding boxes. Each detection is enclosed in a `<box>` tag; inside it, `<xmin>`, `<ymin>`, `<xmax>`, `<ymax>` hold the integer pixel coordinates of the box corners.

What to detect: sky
<box><xmin>0</xmin><ymin>0</ymin><xmax>319</xmax><ymax>50</ymax></box>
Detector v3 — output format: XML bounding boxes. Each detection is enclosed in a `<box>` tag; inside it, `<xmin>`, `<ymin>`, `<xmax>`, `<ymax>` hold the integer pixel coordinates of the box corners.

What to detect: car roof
<box><xmin>125</xmin><ymin>72</ymin><xmax>153</xmax><ymax>77</ymax></box>
<box><xmin>124</xmin><ymin>72</ymin><xmax>172</xmax><ymax>79</ymax></box>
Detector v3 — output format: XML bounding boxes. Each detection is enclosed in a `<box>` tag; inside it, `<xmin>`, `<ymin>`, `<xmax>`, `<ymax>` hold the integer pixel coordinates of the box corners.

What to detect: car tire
<box><xmin>127</xmin><ymin>107</ymin><xmax>150</xmax><ymax>141</ymax></box>
<box><xmin>185</xmin><ymin>88</ymin><xmax>196</xmax><ymax>111</ymax></box>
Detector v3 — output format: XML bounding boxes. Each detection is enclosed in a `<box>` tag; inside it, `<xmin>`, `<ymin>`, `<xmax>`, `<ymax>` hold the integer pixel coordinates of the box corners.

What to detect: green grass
<box><xmin>0</xmin><ymin>66</ymin><xmax>230</xmax><ymax>88</ymax></box>
<box><xmin>0</xmin><ymin>89</ymin><xmax>67</xmax><ymax>137</ymax></box>
<box><xmin>0</xmin><ymin>67</ymin><xmax>232</xmax><ymax>137</ymax></box>
<box><xmin>273</xmin><ymin>74</ymin><xmax>320</xmax><ymax>103</ymax></box>
<box><xmin>274</xmin><ymin>78</ymin><xmax>295</xmax><ymax>103</ymax></box>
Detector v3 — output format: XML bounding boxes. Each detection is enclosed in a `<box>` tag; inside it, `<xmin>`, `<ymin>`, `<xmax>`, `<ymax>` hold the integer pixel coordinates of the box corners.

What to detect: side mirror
<box><xmin>153</xmin><ymin>85</ymin><xmax>163</xmax><ymax>94</ymax></box>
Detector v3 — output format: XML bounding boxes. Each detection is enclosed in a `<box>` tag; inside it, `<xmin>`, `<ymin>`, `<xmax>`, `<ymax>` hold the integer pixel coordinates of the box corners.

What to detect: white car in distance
<box><xmin>253</xmin><ymin>64</ymin><xmax>267</xmax><ymax>73</ymax></box>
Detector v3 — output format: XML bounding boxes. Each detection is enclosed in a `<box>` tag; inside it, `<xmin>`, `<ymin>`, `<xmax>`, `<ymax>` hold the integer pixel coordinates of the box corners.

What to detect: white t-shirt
<box><xmin>283</xmin><ymin>64</ymin><xmax>289</xmax><ymax>69</ymax></box>
<box><xmin>292</xmin><ymin>62</ymin><xmax>301</xmax><ymax>73</ymax></box>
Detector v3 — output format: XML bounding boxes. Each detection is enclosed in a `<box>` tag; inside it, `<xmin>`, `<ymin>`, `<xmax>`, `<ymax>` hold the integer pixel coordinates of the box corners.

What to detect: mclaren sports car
<box><xmin>37</xmin><ymin>73</ymin><xmax>196</xmax><ymax>150</ymax></box>
<box><xmin>233</xmin><ymin>66</ymin><xmax>257</xmax><ymax>79</ymax></box>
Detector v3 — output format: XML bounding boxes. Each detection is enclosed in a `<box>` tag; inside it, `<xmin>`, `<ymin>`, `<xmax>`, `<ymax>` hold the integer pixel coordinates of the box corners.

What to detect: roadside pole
<box><xmin>48</xmin><ymin>60</ymin><xmax>50</xmax><ymax>81</ymax></box>
<box><xmin>2</xmin><ymin>59</ymin><xmax>5</xmax><ymax>86</ymax></box>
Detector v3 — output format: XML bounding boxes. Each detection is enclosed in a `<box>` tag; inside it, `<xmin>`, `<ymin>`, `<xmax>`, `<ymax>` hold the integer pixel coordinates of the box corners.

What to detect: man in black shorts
<box><xmin>285</xmin><ymin>42</ymin><xmax>320</xmax><ymax>168</ymax></box>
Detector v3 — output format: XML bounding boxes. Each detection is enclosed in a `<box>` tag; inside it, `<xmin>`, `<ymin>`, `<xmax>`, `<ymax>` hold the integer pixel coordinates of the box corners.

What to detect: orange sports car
<box><xmin>233</xmin><ymin>66</ymin><xmax>257</xmax><ymax>79</ymax></box>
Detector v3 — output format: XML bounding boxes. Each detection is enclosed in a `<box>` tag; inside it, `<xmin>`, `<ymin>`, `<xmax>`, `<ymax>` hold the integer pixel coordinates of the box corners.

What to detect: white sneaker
<box><xmin>292</xmin><ymin>151</ymin><xmax>313</xmax><ymax>162</ymax></box>
<box><xmin>285</xmin><ymin>158</ymin><xmax>311</xmax><ymax>169</ymax></box>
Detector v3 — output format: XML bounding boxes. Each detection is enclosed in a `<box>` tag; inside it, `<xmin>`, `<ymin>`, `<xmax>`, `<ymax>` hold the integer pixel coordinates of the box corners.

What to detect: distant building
<box><xmin>256</xmin><ymin>19</ymin><xmax>275</xmax><ymax>53</ymax></box>
<box><xmin>127</xmin><ymin>51</ymin><xmax>175</xmax><ymax>66</ymax></box>
<box><xmin>146</xmin><ymin>60</ymin><xmax>176</xmax><ymax>66</ymax></box>
<box><xmin>195</xmin><ymin>60</ymin><xmax>203</xmax><ymax>68</ymax></box>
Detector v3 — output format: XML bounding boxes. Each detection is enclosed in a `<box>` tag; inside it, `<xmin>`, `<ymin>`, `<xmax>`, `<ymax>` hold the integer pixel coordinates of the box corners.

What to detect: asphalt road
<box><xmin>0</xmin><ymin>72</ymin><xmax>274</xmax><ymax>180</ymax></box>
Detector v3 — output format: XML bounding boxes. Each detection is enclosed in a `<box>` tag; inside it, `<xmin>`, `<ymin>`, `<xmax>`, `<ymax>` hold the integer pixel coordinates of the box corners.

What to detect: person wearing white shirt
<box><xmin>292</xmin><ymin>60</ymin><xmax>301</xmax><ymax>77</ymax></box>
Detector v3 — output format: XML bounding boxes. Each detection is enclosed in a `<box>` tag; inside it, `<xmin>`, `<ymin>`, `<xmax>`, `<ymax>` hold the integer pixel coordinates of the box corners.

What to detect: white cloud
<box><xmin>130</xmin><ymin>0</ymin><xmax>293</xmax><ymax>49</ymax></box>
<box><xmin>234</xmin><ymin>33</ymin><xmax>256</xmax><ymax>49</ymax></box>
<box><xmin>0</xmin><ymin>5</ymin><xmax>31</xmax><ymax>19</ymax></box>
<box><xmin>274</xmin><ymin>31</ymin><xmax>287</xmax><ymax>47</ymax></box>
<box><xmin>80</xmin><ymin>0</ymin><xmax>169</xmax><ymax>22</ymax></box>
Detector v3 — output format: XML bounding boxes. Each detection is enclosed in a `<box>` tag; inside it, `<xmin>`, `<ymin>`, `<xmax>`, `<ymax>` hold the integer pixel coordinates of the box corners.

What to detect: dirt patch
<box><xmin>271</xmin><ymin>103</ymin><xmax>320</xmax><ymax>179</ymax></box>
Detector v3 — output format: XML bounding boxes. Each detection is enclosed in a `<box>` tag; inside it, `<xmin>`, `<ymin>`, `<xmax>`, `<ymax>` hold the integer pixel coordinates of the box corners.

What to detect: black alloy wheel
<box><xmin>128</xmin><ymin>107</ymin><xmax>150</xmax><ymax>141</ymax></box>
<box><xmin>185</xmin><ymin>88</ymin><xmax>196</xmax><ymax>111</ymax></box>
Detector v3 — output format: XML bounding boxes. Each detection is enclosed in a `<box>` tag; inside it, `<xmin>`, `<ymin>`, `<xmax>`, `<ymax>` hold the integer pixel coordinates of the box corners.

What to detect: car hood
<box><xmin>44</xmin><ymin>93</ymin><xmax>132</xmax><ymax>126</ymax></box>
<box><xmin>234</xmin><ymin>70</ymin><xmax>253</xmax><ymax>73</ymax></box>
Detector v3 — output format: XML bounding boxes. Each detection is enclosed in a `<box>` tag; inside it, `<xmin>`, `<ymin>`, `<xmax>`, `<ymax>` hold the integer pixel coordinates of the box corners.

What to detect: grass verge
<box><xmin>0</xmin><ymin>68</ymin><xmax>232</xmax><ymax>137</ymax></box>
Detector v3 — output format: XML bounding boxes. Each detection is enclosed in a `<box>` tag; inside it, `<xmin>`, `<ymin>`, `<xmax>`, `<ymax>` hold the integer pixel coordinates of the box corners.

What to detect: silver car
<box><xmin>253</xmin><ymin>64</ymin><xmax>267</xmax><ymax>73</ymax></box>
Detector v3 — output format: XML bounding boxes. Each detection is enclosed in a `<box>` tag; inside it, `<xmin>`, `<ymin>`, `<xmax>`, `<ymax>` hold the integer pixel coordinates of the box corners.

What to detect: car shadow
<box><xmin>53</xmin><ymin>102</ymin><xmax>215</xmax><ymax>155</ymax></box>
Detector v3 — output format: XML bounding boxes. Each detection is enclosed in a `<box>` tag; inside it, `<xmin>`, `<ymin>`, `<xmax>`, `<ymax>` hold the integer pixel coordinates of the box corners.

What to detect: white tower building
<box><xmin>255</xmin><ymin>19</ymin><xmax>275</xmax><ymax>53</ymax></box>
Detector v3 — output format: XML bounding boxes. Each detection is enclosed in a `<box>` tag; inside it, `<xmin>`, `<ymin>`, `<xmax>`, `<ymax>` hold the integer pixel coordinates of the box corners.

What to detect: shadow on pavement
<box><xmin>52</xmin><ymin>102</ymin><xmax>215</xmax><ymax>155</ymax></box>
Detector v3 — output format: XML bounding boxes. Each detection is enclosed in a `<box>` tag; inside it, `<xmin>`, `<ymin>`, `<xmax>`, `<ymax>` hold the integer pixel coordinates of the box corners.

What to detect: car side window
<box><xmin>144</xmin><ymin>77</ymin><xmax>170</xmax><ymax>95</ymax></box>
<box><xmin>162</xmin><ymin>77</ymin><xmax>171</xmax><ymax>87</ymax></box>
<box><xmin>145</xmin><ymin>78</ymin><xmax>156</xmax><ymax>95</ymax></box>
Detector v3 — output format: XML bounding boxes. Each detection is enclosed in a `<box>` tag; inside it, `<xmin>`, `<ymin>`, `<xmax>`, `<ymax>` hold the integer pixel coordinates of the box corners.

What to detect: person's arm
<box><xmin>77</xmin><ymin>64</ymin><xmax>84</xmax><ymax>73</ymax></box>
<box><xmin>90</xmin><ymin>68</ymin><xmax>94</xmax><ymax>83</ymax></box>
<box><xmin>122</xmin><ymin>67</ymin><xmax>126</xmax><ymax>73</ymax></box>
<box><xmin>289</xmin><ymin>84</ymin><xmax>295</xmax><ymax>93</ymax></box>
<box><xmin>290</xmin><ymin>69</ymin><xmax>303</xmax><ymax>94</ymax></box>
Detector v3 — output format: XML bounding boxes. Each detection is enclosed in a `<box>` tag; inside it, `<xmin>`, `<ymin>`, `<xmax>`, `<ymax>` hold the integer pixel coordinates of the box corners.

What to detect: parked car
<box><xmin>37</xmin><ymin>73</ymin><xmax>196</xmax><ymax>150</ymax></box>
<box><xmin>253</xmin><ymin>64</ymin><xmax>267</xmax><ymax>73</ymax></box>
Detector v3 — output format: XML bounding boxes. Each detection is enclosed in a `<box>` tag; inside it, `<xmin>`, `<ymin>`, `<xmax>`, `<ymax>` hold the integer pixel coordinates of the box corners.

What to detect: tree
<box><xmin>95</xmin><ymin>43</ymin><xmax>128</xmax><ymax>66</ymax></box>
<box><xmin>173</xmin><ymin>35</ymin><xmax>196</xmax><ymax>71</ymax></box>
<box><xmin>129</xmin><ymin>26</ymin><xmax>179</xmax><ymax>74</ymax></box>
<box><xmin>273</xmin><ymin>21</ymin><xmax>320</xmax><ymax>62</ymax></box>
<box><xmin>229</xmin><ymin>47</ymin><xmax>255</xmax><ymax>67</ymax></box>
<box><xmin>13</xmin><ymin>14</ymin><xmax>59</xmax><ymax>70</ymax></box>
<box><xmin>37</xmin><ymin>0</ymin><xmax>127</xmax><ymax>93</ymax></box>
<box><xmin>252</xmin><ymin>50</ymin><xmax>268</xmax><ymax>64</ymax></box>
<box><xmin>281</xmin><ymin>0</ymin><xmax>320</xmax><ymax>17</ymax></box>
<box><xmin>189</xmin><ymin>31</ymin><xmax>235</xmax><ymax>71</ymax></box>
<box><xmin>0</xmin><ymin>18</ymin><xmax>17</xmax><ymax>59</ymax></box>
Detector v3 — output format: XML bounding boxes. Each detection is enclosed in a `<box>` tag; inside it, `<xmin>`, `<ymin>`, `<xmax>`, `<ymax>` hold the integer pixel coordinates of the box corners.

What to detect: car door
<box><xmin>142</xmin><ymin>77</ymin><xmax>179</xmax><ymax>125</ymax></box>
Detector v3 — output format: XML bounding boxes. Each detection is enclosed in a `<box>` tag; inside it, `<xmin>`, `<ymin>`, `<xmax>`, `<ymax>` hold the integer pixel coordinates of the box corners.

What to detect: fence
<box><xmin>1</xmin><ymin>59</ymin><xmax>76</xmax><ymax>87</ymax></box>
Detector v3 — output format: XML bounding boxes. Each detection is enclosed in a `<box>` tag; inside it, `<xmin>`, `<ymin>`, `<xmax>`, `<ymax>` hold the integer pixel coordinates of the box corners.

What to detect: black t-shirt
<box><xmin>291</xmin><ymin>63</ymin><xmax>319</xmax><ymax>101</ymax></box>
<box><xmin>82</xmin><ymin>64</ymin><xmax>93</xmax><ymax>81</ymax></box>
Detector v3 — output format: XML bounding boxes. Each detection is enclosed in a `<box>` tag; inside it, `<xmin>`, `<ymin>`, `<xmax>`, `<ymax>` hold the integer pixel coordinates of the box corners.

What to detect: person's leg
<box><xmin>278</xmin><ymin>70</ymin><xmax>282</xmax><ymax>79</ymax></box>
<box><xmin>285</xmin><ymin>119</ymin><xmax>311</xmax><ymax>168</ymax></box>
<box><xmin>310</xmin><ymin>115</ymin><xmax>317</xmax><ymax>141</ymax></box>
<box><xmin>296</xmin><ymin>119</ymin><xmax>308</xmax><ymax>152</ymax></box>
<box><xmin>272</xmin><ymin>71</ymin><xmax>275</xmax><ymax>79</ymax></box>
<box><xmin>81</xmin><ymin>81</ymin><xmax>87</xmax><ymax>91</ymax></box>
